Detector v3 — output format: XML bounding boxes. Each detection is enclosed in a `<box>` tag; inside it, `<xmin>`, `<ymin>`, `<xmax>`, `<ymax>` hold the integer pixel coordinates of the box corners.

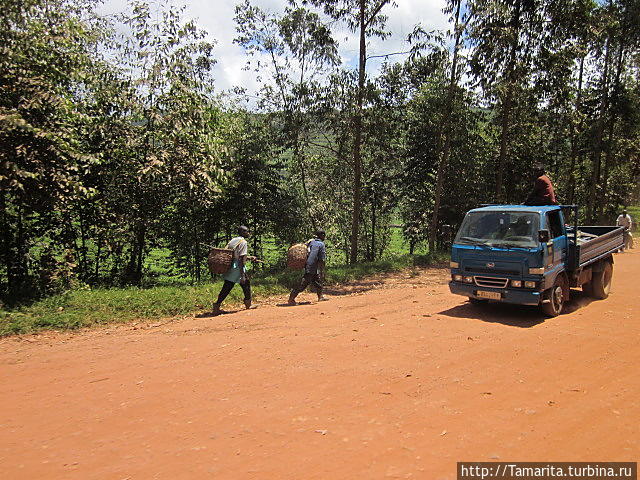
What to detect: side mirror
<box><xmin>538</xmin><ymin>230</ymin><xmax>550</xmax><ymax>243</ymax></box>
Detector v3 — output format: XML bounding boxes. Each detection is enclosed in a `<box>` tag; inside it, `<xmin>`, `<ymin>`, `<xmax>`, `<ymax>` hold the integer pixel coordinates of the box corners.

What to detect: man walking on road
<box><xmin>288</xmin><ymin>230</ymin><xmax>328</xmax><ymax>305</ymax></box>
<box><xmin>524</xmin><ymin>163</ymin><xmax>558</xmax><ymax>206</ymax></box>
<box><xmin>617</xmin><ymin>209</ymin><xmax>634</xmax><ymax>250</ymax></box>
<box><xmin>213</xmin><ymin>225</ymin><xmax>257</xmax><ymax>315</ymax></box>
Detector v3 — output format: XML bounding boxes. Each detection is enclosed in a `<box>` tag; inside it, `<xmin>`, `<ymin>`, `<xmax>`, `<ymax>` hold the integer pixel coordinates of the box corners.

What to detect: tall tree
<box><xmin>429</xmin><ymin>0</ymin><xmax>466</xmax><ymax>252</ymax></box>
<box><xmin>305</xmin><ymin>0</ymin><xmax>392</xmax><ymax>263</ymax></box>
<box><xmin>234</xmin><ymin>1</ymin><xmax>339</xmax><ymax>229</ymax></box>
<box><xmin>115</xmin><ymin>0</ymin><xmax>220</xmax><ymax>283</ymax></box>
<box><xmin>467</xmin><ymin>0</ymin><xmax>545</xmax><ymax>201</ymax></box>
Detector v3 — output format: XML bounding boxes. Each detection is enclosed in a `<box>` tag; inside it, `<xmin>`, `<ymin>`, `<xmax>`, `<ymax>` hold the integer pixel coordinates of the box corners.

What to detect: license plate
<box><xmin>477</xmin><ymin>290</ymin><xmax>501</xmax><ymax>300</ymax></box>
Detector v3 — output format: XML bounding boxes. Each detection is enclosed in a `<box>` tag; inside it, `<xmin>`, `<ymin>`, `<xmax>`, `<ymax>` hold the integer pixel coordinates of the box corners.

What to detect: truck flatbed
<box><xmin>567</xmin><ymin>225</ymin><xmax>624</xmax><ymax>270</ymax></box>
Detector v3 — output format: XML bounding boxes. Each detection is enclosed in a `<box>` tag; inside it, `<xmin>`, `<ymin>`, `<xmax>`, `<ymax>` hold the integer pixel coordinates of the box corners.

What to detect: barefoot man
<box><xmin>288</xmin><ymin>229</ymin><xmax>327</xmax><ymax>305</ymax></box>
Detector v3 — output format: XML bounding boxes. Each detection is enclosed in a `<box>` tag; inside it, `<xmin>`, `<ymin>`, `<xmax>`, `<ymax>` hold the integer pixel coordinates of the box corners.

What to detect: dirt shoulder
<box><xmin>1</xmin><ymin>252</ymin><xmax>638</xmax><ymax>479</ymax></box>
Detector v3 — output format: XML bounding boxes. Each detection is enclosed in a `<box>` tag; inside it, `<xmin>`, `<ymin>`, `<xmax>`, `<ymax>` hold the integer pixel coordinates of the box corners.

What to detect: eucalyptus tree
<box><xmin>302</xmin><ymin>0</ymin><xmax>394</xmax><ymax>263</ymax></box>
<box><xmin>115</xmin><ymin>0</ymin><xmax>220</xmax><ymax>283</ymax></box>
<box><xmin>467</xmin><ymin>0</ymin><xmax>547</xmax><ymax>202</ymax></box>
<box><xmin>592</xmin><ymin>0</ymin><xmax>640</xmax><ymax>220</ymax></box>
<box><xmin>301</xmin><ymin>69</ymin><xmax>359</xmax><ymax>261</ymax></box>
<box><xmin>428</xmin><ymin>0</ymin><xmax>467</xmax><ymax>252</ymax></box>
<box><xmin>234</xmin><ymin>0</ymin><xmax>339</xmax><ymax>229</ymax></box>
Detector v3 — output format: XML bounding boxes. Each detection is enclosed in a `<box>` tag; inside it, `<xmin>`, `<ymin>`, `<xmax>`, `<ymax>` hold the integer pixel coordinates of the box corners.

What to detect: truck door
<box><xmin>545</xmin><ymin>210</ymin><xmax>567</xmax><ymax>268</ymax></box>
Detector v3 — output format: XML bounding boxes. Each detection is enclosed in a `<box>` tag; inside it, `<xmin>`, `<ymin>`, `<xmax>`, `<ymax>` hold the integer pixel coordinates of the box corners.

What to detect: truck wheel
<box><xmin>589</xmin><ymin>261</ymin><xmax>613</xmax><ymax>299</ymax></box>
<box><xmin>541</xmin><ymin>277</ymin><xmax>566</xmax><ymax>317</ymax></box>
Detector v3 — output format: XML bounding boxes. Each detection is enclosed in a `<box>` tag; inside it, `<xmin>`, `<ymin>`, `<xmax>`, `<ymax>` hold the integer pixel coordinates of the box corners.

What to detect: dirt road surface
<box><xmin>1</xmin><ymin>251</ymin><xmax>638</xmax><ymax>479</ymax></box>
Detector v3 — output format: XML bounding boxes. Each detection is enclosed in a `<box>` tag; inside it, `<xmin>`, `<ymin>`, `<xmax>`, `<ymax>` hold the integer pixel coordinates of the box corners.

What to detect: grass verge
<box><xmin>0</xmin><ymin>253</ymin><xmax>448</xmax><ymax>336</ymax></box>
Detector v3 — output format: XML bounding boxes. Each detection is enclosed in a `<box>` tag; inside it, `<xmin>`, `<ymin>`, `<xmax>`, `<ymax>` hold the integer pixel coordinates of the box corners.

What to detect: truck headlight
<box><xmin>453</xmin><ymin>274</ymin><xmax>462</xmax><ymax>282</ymax></box>
<box><xmin>511</xmin><ymin>280</ymin><xmax>522</xmax><ymax>288</ymax></box>
<box><xmin>464</xmin><ymin>276</ymin><xmax>473</xmax><ymax>283</ymax></box>
<box><xmin>524</xmin><ymin>281</ymin><xmax>536</xmax><ymax>289</ymax></box>
<box><xmin>450</xmin><ymin>261</ymin><xmax>459</xmax><ymax>268</ymax></box>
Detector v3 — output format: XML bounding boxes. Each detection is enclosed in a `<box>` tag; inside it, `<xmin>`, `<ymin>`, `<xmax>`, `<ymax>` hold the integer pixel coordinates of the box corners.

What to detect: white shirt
<box><xmin>617</xmin><ymin>214</ymin><xmax>632</xmax><ymax>230</ymax></box>
<box><xmin>226</xmin><ymin>237</ymin><xmax>248</xmax><ymax>259</ymax></box>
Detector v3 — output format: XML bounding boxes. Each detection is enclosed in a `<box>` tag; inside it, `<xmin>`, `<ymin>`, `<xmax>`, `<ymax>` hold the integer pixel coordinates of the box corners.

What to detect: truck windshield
<box><xmin>454</xmin><ymin>211</ymin><xmax>539</xmax><ymax>248</ymax></box>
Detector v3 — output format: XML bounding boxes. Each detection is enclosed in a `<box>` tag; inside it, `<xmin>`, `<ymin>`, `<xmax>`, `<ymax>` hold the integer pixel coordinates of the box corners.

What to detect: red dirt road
<box><xmin>1</xmin><ymin>252</ymin><xmax>638</xmax><ymax>480</ymax></box>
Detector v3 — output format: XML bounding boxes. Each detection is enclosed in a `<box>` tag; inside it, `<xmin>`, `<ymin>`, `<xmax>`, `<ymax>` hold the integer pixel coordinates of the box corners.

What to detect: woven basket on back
<box><xmin>207</xmin><ymin>248</ymin><xmax>234</xmax><ymax>274</ymax></box>
<box><xmin>287</xmin><ymin>243</ymin><xmax>308</xmax><ymax>269</ymax></box>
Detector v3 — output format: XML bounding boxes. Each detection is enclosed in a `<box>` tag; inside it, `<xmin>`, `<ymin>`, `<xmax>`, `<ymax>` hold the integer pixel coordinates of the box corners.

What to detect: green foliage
<box><xmin>1</xmin><ymin>0</ymin><xmax>639</xmax><ymax>314</ymax></box>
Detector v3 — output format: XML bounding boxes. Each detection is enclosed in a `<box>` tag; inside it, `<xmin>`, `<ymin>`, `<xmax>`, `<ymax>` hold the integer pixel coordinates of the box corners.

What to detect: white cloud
<box><xmin>98</xmin><ymin>0</ymin><xmax>449</xmax><ymax>103</ymax></box>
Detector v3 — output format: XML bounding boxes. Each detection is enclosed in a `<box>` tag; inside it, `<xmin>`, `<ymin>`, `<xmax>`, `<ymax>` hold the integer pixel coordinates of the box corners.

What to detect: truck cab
<box><xmin>449</xmin><ymin>205</ymin><xmax>622</xmax><ymax>316</ymax></box>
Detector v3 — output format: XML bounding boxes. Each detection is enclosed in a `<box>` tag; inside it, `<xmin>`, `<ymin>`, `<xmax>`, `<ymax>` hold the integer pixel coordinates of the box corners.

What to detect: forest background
<box><xmin>1</xmin><ymin>0</ymin><xmax>639</xmax><ymax>329</ymax></box>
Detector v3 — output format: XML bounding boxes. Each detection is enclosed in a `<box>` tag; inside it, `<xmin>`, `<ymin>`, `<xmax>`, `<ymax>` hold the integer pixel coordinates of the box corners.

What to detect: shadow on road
<box><xmin>438</xmin><ymin>289</ymin><xmax>597</xmax><ymax>328</ymax></box>
<box><xmin>438</xmin><ymin>302</ymin><xmax>546</xmax><ymax>328</ymax></box>
<box><xmin>276</xmin><ymin>301</ymin><xmax>312</xmax><ymax>307</ymax></box>
<box><xmin>195</xmin><ymin>309</ymin><xmax>241</xmax><ymax>318</ymax></box>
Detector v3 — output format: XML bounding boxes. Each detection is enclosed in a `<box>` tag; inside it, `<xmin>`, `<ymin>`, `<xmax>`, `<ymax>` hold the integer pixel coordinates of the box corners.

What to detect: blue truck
<box><xmin>449</xmin><ymin>205</ymin><xmax>625</xmax><ymax>316</ymax></box>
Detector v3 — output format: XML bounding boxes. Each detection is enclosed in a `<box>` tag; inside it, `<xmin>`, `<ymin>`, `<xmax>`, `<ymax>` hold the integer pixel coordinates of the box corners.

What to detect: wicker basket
<box><xmin>287</xmin><ymin>243</ymin><xmax>308</xmax><ymax>269</ymax></box>
<box><xmin>207</xmin><ymin>248</ymin><xmax>234</xmax><ymax>274</ymax></box>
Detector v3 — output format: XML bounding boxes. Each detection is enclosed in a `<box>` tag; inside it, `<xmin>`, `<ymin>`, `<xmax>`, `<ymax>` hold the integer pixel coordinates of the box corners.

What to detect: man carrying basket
<box><xmin>288</xmin><ymin>229</ymin><xmax>327</xmax><ymax>305</ymax></box>
<box><xmin>212</xmin><ymin>225</ymin><xmax>257</xmax><ymax>315</ymax></box>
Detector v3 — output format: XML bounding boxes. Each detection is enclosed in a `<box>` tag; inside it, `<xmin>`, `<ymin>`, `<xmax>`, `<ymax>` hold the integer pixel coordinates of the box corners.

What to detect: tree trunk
<box><xmin>495</xmin><ymin>0</ymin><xmax>521</xmax><ymax>202</ymax></box>
<box><xmin>370</xmin><ymin>188</ymin><xmax>377</xmax><ymax>261</ymax></box>
<box><xmin>350</xmin><ymin>0</ymin><xmax>366</xmax><ymax>265</ymax></box>
<box><xmin>194</xmin><ymin>213</ymin><xmax>201</xmax><ymax>283</ymax></box>
<box><xmin>429</xmin><ymin>0</ymin><xmax>462</xmax><ymax>253</ymax></box>
<box><xmin>135</xmin><ymin>225</ymin><xmax>145</xmax><ymax>283</ymax></box>
<box><xmin>0</xmin><ymin>190</ymin><xmax>16</xmax><ymax>297</ymax></box>
<box><xmin>295</xmin><ymin>139</ymin><xmax>316</xmax><ymax>230</ymax></box>
<box><xmin>568</xmin><ymin>55</ymin><xmax>585</xmax><ymax>206</ymax></box>
<box><xmin>95</xmin><ymin>238</ymin><xmax>101</xmax><ymax>282</ymax></box>
<box><xmin>78</xmin><ymin>207</ymin><xmax>88</xmax><ymax>281</ymax></box>
<box><xmin>599</xmin><ymin>39</ymin><xmax>626</xmax><ymax>221</ymax></box>
<box><xmin>125</xmin><ymin>223</ymin><xmax>145</xmax><ymax>285</ymax></box>
<box><xmin>587</xmin><ymin>36</ymin><xmax>611</xmax><ymax>222</ymax></box>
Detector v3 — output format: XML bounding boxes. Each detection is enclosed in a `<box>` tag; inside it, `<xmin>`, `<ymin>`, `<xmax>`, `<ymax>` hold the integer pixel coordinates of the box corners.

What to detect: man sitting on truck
<box><xmin>524</xmin><ymin>163</ymin><xmax>558</xmax><ymax>206</ymax></box>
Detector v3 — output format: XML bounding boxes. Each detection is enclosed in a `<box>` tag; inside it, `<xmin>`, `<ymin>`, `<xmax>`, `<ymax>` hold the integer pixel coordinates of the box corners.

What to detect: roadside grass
<box><xmin>0</xmin><ymin>253</ymin><xmax>448</xmax><ymax>336</ymax></box>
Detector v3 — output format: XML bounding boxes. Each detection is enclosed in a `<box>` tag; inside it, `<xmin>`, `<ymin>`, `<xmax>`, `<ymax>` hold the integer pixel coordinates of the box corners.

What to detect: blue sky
<box><xmin>99</xmin><ymin>0</ymin><xmax>449</xmax><ymax>101</ymax></box>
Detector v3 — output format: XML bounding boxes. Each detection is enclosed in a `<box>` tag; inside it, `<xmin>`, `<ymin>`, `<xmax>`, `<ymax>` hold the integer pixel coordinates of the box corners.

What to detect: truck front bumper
<box><xmin>449</xmin><ymin>282</ymin><xmax>542</xmax><ymax>306</ymax></box>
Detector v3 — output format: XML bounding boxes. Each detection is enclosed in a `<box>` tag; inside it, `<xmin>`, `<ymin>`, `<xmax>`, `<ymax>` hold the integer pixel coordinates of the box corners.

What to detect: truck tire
<box><xmin>589</xmin><ymin>261</ymin><xmax>613</xmax><ymax>299</ymax></box>
<box><xmin>541</xmin><ymin>276</ymin><xmax>566</xmax><ymax>317</ymax></box>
